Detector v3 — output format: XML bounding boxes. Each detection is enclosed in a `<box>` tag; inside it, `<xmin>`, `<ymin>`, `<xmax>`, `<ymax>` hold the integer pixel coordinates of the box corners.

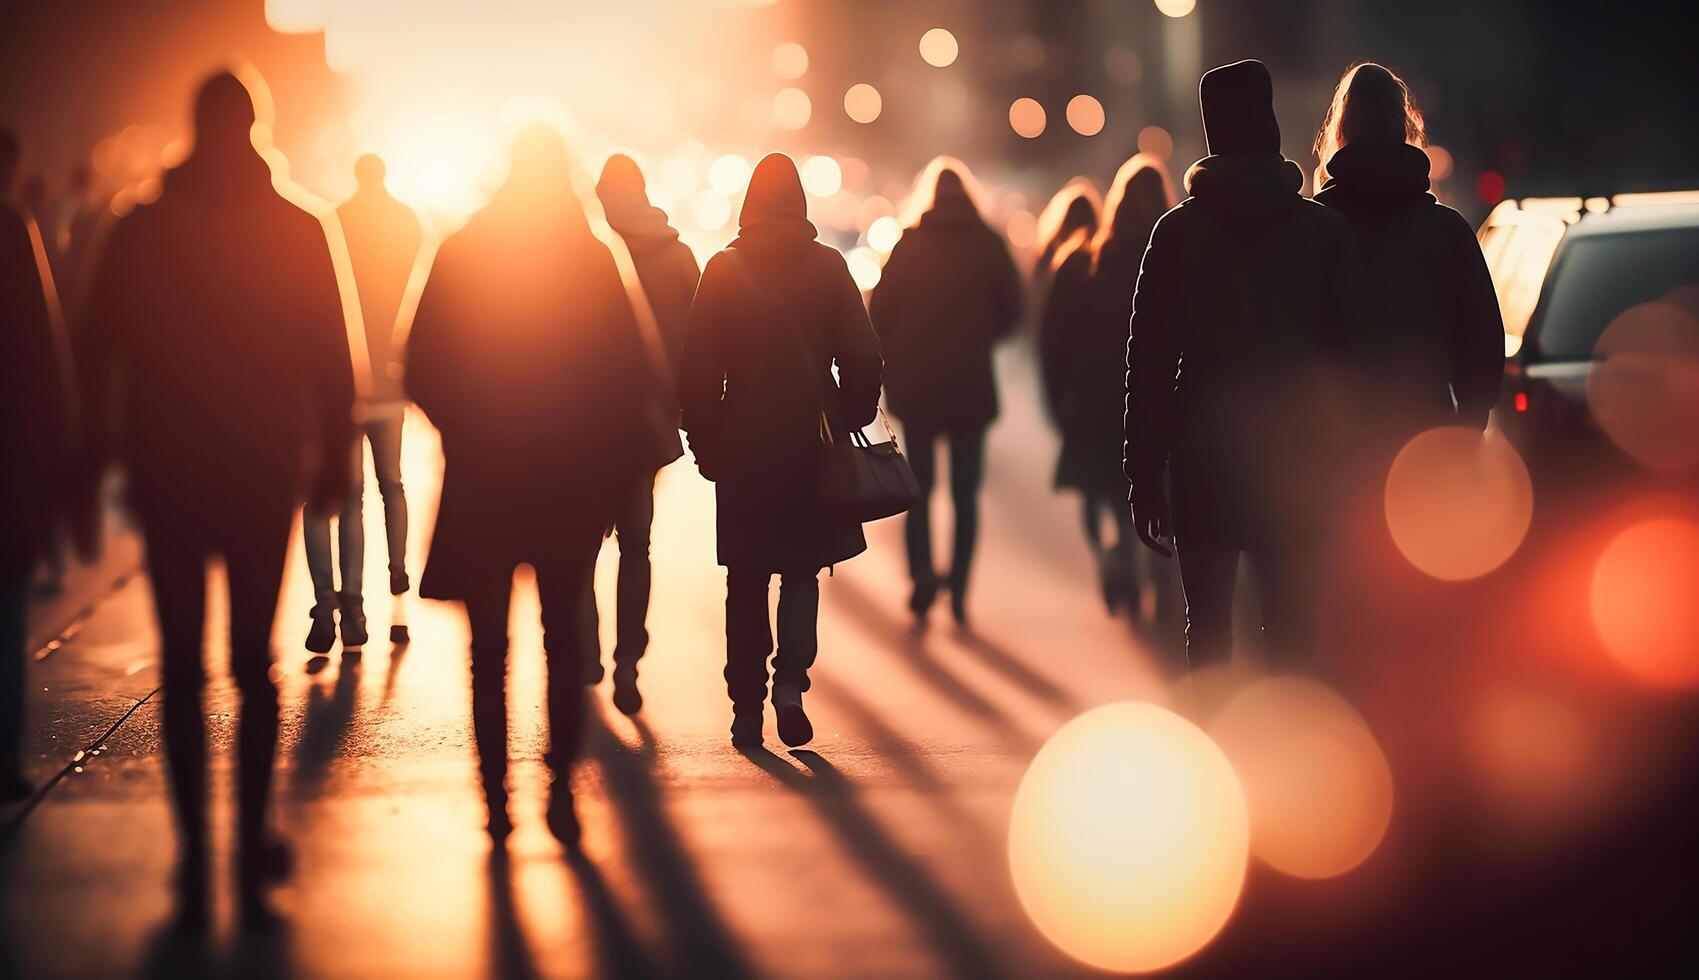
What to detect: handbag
<box><xmin>730</xmin><ymin>251</ymin><xmax>918</xmax><ymax>523</ymax></box>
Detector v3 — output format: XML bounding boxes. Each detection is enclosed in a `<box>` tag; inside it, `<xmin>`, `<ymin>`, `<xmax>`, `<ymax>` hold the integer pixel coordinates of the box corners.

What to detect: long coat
<box><xmin>677</xmin><ymin>219</ymin><xmax>883</xmax><ymax>572</ymax></box>
<box><xmin>406</xmin><ymin>190</ymin><xmax>681</xmax><ymax>599</ymax></box>
<box><xmin>1314</xmin><ymin>142</ymin><xmax>1504</xmax><ymax>437</ymax></box>
<box><xmin>868</xmin><ymin>201</ymin><xmax>1021</xmax><ymax>432</ymax></box>
<box><xmin>1126</xmin><ymin>152</ymin><xmax>1363</xmax><ymax>546</ymax></box>
<box><xmin>1</xmin><ymin>203</ymin><xmax>72</xmax><ymax>576</ymax></box>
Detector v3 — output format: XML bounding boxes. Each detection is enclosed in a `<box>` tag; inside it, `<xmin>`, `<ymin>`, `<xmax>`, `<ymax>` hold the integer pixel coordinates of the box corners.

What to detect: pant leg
<box><xmin>220</xmin><ymin>512</ymin><xmax>293</xmax><ymax>851</ymax></box>
<box><xmin>612</xmin><ymin>475</ymin><xmax>655</xmax><ymax>668</ymax></box>
<box><xmin>1</xmin><ymin>570</ymin><xmax>28</xmax><ymax>775</ymax></box>
<box><xmin>142</xmin><ymin>523</ymin><xmax>211</xmax><ymax>853</ymax></box>
<box><xmin>338</xmin><ymin>434</ymin><xmax>366</xmax><ymax>607</ymax></box>
<box><xmin>1248</xmin><ymin>540</ymin><xmax>1321</xmax><ymax>666</ymax></box>
<box><xmin>773</xmin><ymin>570</ymin><xmax>820</xmax><ymax>693</ymax></box>
<box><xmin>462</xmin><ymin>572</ymin><xmax>514</xmax><ymax>796</ymax></box>
<box><xmin>365</xmin><ymin>413</ymin><xmax>409</xmax><ymax>589</ymax></box>
<box><xmin>1080</xmin><ymin>494</ymin><xmax>1105</xmax><ymax>552</ymax></box>
<box><xmin>577</xmin><ymin>549</ymin><xmax>602</xmax><ymax>677</ymax></box>
<box><xmin>903</xmin><ymin>424</ymin><xmax>938</xmax><ymax>588</ymax></box>
<box><xmin>301</xmin><ymin>505</ymin><xmax>337</xmax><ymax>617</ymax></box>
<box><xmin>1176</xmin><ymin>540</ymin><xmax>1239</xmax><ymax>669</ymax></box>
<box><xmin>535</xmin><ymin>547</ymin><xmax>600</xmax><ymax>776</ymax></box>
<box><xmin>724</xmin><ymin>570</ymin><xmax>772</xmax><ymax>710</ymax></box>
<box><xmin>946</xmin><ymin>427</ymin><xmax>987</xmax><ymax>594</ymax></box>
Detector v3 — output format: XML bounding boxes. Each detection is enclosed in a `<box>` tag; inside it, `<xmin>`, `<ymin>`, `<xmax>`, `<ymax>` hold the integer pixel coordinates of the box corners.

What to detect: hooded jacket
<box><xmin>677</xmin><ymin>154</ymin><xmax>883</xmax><ymax>571</ymax></box>
<box><xmin>595</xmin><ymin>167</ymin><xmax>701</xmax><ymax>392</ymax></box>
<box><xmin>868</xmin><ymin>180</ymin><xmax>1022</xmax><ymax>430</ymax></box>
<box><xmin>1314</xmin><ymin>142</ymin><xmax>1503</xmax><ymax>432</ymax></box>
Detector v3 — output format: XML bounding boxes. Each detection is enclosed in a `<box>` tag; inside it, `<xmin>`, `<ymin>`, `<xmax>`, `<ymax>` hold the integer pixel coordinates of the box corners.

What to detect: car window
<box><xmin>1483</xmin><ymin>216</ymin><xmax>1565</xmax><ymax>349</ymax></box>
<box><xmin>1530</xmin><ymin>227</ymin><xmax>1699</xmax><ymax>362</ymax></box>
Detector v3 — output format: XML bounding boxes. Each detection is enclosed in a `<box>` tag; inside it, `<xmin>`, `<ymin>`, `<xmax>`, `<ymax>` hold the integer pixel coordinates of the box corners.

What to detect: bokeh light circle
<box><xmin>1585</xmin><ymin>299</ymin><xmax>1699</xmax><ymax>472</ymax></box>
<box><xmin>1385</xmin><ymin>426</ymin><xmax>1533</xmax><ymax>581</ymax></box>
<box><xmin>1009</xmin><ymin>98</ymin><xmax>1047</xmax><ymax>139</ymax></box>
<box><xmin>1137</xmin><ymin>125</ymin><xmax>1174</xmax><ymax>160</ymax></box>
<box><xmin>1207</xmin><ymin>677</ymin><xmax>1394</xmax><ymax>879</ymax></box>
<box><xmin>866</xmin><ymin>215</ymin><xmax>901</xmax><ymax>254</ymax></box>
<box><xmin>919</xmin><ymin>28</ymin><xmax>959</xmax><ymax>68</ymax></box>
<box><xmin>770</xmin><ymin>42</ymin><xmax>808</xmax><ymax>79</ymax></box>
<box><xmin>843</xmin><ymin>83</ymin><xmax>882</xmax><ymax>124</ymax></box>
<box><xmin>1591</xmin><ymin>518</ymin><xmax>1699</xmax><ymax>687</ymax></box>
<box><xmin>845</xmin><ymin>247</ymin><xmax>882</xmax><ymax>291</ymax></box>
<box><xmin>799</xmin><ymin>155</ymin><xmax>842</xmax><ymax>197</ymax></box>
<box><xmin>1009</xmin><ymin>703</ymin><xmax>1248</xmax><ymax>973</ymax></box>
<box><xmin>1065</xmin><ymin>94</ymin><xmax>1105</xmax><ymax>136</ymax></box>
<box><xmin>772</xmin><ymin>87</ymin><xmax>812</xmax><ymax>130</ymax></box>
<box><xmin>1155</xmin><ymin>0</ymin><xmax>1197</xmax><ymax>17</ymax></box>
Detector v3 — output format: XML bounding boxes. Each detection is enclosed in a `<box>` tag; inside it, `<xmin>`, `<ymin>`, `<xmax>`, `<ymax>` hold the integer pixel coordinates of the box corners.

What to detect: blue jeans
<box><xmin>303</xmin><ymin>413</ymin><xmax>408</xmax><ymax>614</ymax></box>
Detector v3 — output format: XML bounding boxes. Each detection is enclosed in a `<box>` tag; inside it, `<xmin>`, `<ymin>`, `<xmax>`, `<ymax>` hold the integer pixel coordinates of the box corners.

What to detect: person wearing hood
<box><xmin>1043</xmin><ymin>154</ymin><xmax>1178</xmax><ymax>620</ymax></box>
<box><xmin>1312</xmin><ymin>62</ymin><xmax>1503</xmax><ymax>444</ymax></box>
<box><xmin>868</xmin><ymin>160</ymin><xmax>1021</xmax><ymax>624</ymax></box>
<box><xmin>302</xmin><ymin>153</ymin><xmax>424</xmax><ymax>656</ymax></box>
<box><xmin>677</xmin><ymin>152</ymin><xmax>883</xmax><ymax>748</ymax></box>
<box><xmin>1124</xmin><ymin>60</ymin><xmax>1363</xmax><ymax>669</ymax></box>
<box><xmin>77</xmin><ymin>70</ymin><xmax>355</xmax><ymax>929</ymax></box>
<box><xmin>406</xmin><ymin>125</ymin><xmax>680</xmax><ymax>846</ymax></box>
<box><xmin>582</xmin><ymin>153</ymin><xmax>701</xmax><ymax>714</ymax></box>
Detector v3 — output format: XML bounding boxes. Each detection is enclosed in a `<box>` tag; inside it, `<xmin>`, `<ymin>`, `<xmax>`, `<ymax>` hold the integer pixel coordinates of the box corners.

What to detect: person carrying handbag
<box><xmin>676</xmin><ymin>153</ymin><xmax>887</xmax><ymax>748</ymax></box>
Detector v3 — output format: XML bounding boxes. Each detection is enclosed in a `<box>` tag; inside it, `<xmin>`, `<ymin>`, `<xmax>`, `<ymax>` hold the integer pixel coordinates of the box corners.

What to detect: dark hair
<box><xmin>1090</xmin><ymin>153</ymin><xmax>1174</xmax><ymax>273</ymax></box>
<box><xmin>1314</xmin><ymin>62</ymin><xmax>1425</xmax><ymax>167</ymax></box>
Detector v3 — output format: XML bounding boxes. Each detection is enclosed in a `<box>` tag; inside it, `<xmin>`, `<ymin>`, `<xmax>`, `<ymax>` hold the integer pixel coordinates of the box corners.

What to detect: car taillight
<box><xmin>1514</xmin><ymin>391</ymin><xmax>1529</xmax><ymax>413</ymax></box>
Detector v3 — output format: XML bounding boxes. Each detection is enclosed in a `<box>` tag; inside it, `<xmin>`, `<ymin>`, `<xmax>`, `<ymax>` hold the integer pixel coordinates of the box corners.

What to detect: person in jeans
<box><xmin>677</xmin><ymin>153</ymin><xmax>883</xmax><ymax>747</ymax></box>
<box><xmin>303</xmin><ymin>154</ymin><xmax>422</xmax><ymax>654</ymax></box>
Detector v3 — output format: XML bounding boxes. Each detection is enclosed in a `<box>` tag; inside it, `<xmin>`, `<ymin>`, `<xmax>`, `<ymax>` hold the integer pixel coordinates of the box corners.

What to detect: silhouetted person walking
<box><xmin>302</xmin><ymin>154</ymin><xmax>423</xmax><ymax>655</ymax></box>
<box><xmin>678</xmin><ymin>153</ymin><xmax>883</xmax><ymax>747</ymax></box>
<box><xmin>584</xmin><ymin>153</ymin><xmax>701</xmax><ymax>715</ymax></box>
<box><xmin>1031</xmin><ymin>178</ymin><xmax>1100</xmax><ymax>318</ymax></box>
<box><xmin>1312</xmin><ymin>63</ymin><xmax>1503</xmax><ymax>443</ymax></box>
<box><xmin>406</xmin><ymin>126</ymin><xmax>678</xmax><ymax>844</ymax></box>
<box><xmin>77</xmin><ymin>71</ymin><xmax>354</xmax><ymax>928</ymax></box>
<box><xmin>1043</xmin><ymin>155</ymin><xmax>1178</xmax><ymax>619</ymax></box>
<box><xmin>1</xmin><ymin>176</ymin><xmax>72</xmax><ymax>803</ymax></box>
<box><xmin>869</xmin><ymin>161</ymin><xmax>1020</xmax><ymax>624</ymax></box>
<box><xmin>1126</xmin><ymin>60</ymin><xmax>1362</xmax><ymax>668</ymax></box>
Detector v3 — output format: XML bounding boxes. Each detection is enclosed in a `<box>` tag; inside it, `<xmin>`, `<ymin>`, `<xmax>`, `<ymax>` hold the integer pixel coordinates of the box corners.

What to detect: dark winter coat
<box><xmin>1</xmin><ymin>203</ymin><xmax>72</xmax><ymax>575</ymax></box>
<box><xmin>80</xmin><ymin>145</ymin><xmax>353</xmax><ymax>528</ymax></box>
<box><xmin>407</xmin><ymin>179</ymin><xmax>681</xmax><ymax>599</ymax></box>
<box><xmin>677</xmin><ymin>155</ymin><xmax>883</xmax><ymax>573</ymax></box>
<box><xmin>595</xmin><ymin>184</ymin><xmax>701</xmax><ymax>404</ymax></box>
<box><xmin>1125</xmin><ymin>152</ymin><xmax>1362</xmax><ymax>544</ymax></box>
<box><xmin>1314</xmin><ymin>142</ymin><xmax>1504</xmax><ymax>435</ymax></box>
<box><xmin>868</xmin><ymin>197</ymin><xmax>1021</xmax><ymax>432</ymax></box>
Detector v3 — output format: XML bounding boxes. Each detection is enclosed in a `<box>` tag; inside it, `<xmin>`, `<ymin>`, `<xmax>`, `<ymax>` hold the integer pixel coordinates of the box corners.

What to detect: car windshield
<box><xmin>1531</xmin><ymin>226</ymin><xmax>1699</xmax><ymax>361</ymax></box>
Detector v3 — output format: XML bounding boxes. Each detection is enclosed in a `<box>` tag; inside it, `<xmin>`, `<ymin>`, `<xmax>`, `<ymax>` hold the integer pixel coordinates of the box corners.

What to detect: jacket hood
<box><xmin>1182</xmin><ymin>152</ymin><xmax>1305</xmax><ymax>221</ymax></box>
<box><xmin>733</xmin><ymin>153</ymin><xmax>817</xmax><ymax>249</ymax></box>
<box><xmin>597</xmin><ymin>189</ymin><xmax>683</xmax><ymax>252</ymax></box>
<box><xmin>1199</xmin><ymin>60</ymin><xmax>1281</xmax><ymax>155</ymax></box>
<box><xmin>1314</xmin><ymin>142</ymin><xmax>1434</xmax><ymax>210</ymax></box>
<box><xmin>164</xmin><ymin>141</ymin><xmax>275</xmax><ymax>205</ymax></box>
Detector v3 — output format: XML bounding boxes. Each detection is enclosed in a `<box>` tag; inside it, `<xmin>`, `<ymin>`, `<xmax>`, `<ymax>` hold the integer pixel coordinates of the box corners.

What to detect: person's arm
<box><xmin>1125</xmin><ymin>216</ymin><xmax>1182</xmax><ymax>557</ymax></box>
<box><xmin>1446</xmin><ymin>211</ymin><xmax>1506</xmax><ymax>429</ymax></box>
<box><xmin>403</xmin><ymin>242</ymin><xmax>457</xmax><ymax>426</ymax></box>
<box><xmin>987</xmin><ymin>233</ymin><xmax>1025</xmax><ymax>341</ymax></box>
<box><xmin>830</xmin><ymin>250</ymin><xmax>884</xmax><ymax>430</ymax></box>
<box><xmin>676</xmin><ymin>253</ymin><xmax>733</xmax><ymax>477</ymax></box>
<box><xmin>305</xmin><ymin>215</ymin><xmax>356</xmax><ymax>513</ymax></box>
<box><xmin>1038</xmin><ymin>250</ymin><xmax>1084</xmax><ymax>422</ymax></box>
<box><xmin>866</xmin><ymin>236</ymin><xmax>905</xmax><ymax>346</ymax></box>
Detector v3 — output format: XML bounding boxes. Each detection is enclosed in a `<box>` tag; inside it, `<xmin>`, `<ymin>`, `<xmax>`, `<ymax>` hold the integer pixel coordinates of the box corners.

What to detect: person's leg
<box><xmin>142</xmin><ymin>526</ymin><xmax>211</xmax><ymax>891</ymax></box>
<box><xmin>772</xmin><ymin>570</ymin><xmax>820</xmax><ymax>746</ymax></box>
<box><xmin>903</xmin><ymin>424</ymin><xmax>939</xmax><ymax>613</ymax></box>
<box><xmin>301</xmin><ymin>497</ymin><xmax>338</xmax><ymax>651</ymax></box>
<box><xmin>612</xmin><ymin>475</ymin><xmax>655</xmax><ymax>670</ymax></box>
<box><xmin>1176</xmin><ymin>540</ymin><xmax>1239</xmax><ymax>669</ymax></box>
<box><xmin>462</xmin><ymin>572</ymin><xmax>513</xmax><ymax>837</ymax></box>
<box><xmin>576</xmin><ymin>552</ymin><xmax>603</xmax><ymax>685</ymax></box>
<box><xmin>945</xmin><ymin>428</ymin><xmax>987</xmax><ymax>620</ymax></box>
<box><xmin>365</xmin><ymin>414</ymin><xmax>409</xmax><ymax>594</ymax></box>
<box><xmin>337</xmin><ymin>434</ymin><xmax>367</xmax><ymax>647</ymax></box>
<box><xmin>535</xmin><ymin>545</ymin><xmax>600</xmax><ymax>845</ymax></box>
<box><xmin>724</xmin><ymin>569</ymin><xmax>771</xmax><ymax>743</ymax></box>
<box><xmin>1</xmin><ymin>567</ymin><xmax>33</xmax><ymax>798</ymax></box>
<box><xmin>221</xmin><ymin>511</ymin><xmax>293</xmax><ymax>921</ymax></box>
<box><xmin>1250</xmin><ymin>540</ymin><xmax>1321</xmax><ymax>666</ymax></box>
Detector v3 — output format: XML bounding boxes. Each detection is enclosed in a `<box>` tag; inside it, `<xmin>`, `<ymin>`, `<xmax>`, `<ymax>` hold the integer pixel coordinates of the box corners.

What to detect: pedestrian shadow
<box><xmin>949</xmin><ymin>626</ymin><xmax>1081</xmax><ymax>713</ymax></box>
<box><xmin>737</xmin><ymin>746</ymin><xmax>1010</xmax><ymax>980</ymax></box>
<box><xmin>828</xmin><ymin>575</ymin><xmax>1034</xmax><ymax>750</ymax></box>
<box><xmin>485</xmin><ymin>854</ymin><xmax>542</xmax><ymax>980</ymax></box>
<box><xmin>137</xmin><ymin>917</ymin><xmax>298</xmax><ymax>979</ymax></box>
<box><xmin>381</xmin><ymin>640</ymin><xmax>410</xmax><ymax>704</ymax></box>
<box><xmin>289</xmin><ymin>652</ymin><xmax>360</xmax><ymax>794</ymax></box>
<box><xmin>585</xmin><ymin>705</ymin><xmax>757</xmax><ymax>979</ymax></box>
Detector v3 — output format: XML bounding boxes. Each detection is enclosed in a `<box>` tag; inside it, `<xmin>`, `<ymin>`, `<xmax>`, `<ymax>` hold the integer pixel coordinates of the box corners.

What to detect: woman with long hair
<box><xmin>1042</xmin><ymin>154</ymin><xmax>1177</xmax><ymax>618</ymax></box>
<box><xmin>1030</xmin><ymin>178</ymin><xmax>1101</xmax><ymax>314</ymax></box>
<box><xmin>1312</xmin><ymin>62</ymin><xmax>1502</xmax><ymax>443</ymax></box>
<box><xmin>677</xmin><ymin>153</ymin><xmax>883</xmax><ymax>748</ymax></box>
<box><xmin>869</xmin><ymin>157</ymin><xmax>1022</xmax><ymax>624</ymax></box>
<box><xmin>407</xmin><ymin>124</ymin><xmax>680</xmax><ymax>844</ymax></box>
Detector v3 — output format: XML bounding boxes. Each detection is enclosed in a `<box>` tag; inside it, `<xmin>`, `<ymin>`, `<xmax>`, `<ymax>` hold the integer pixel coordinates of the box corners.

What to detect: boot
<box><xmin>730</xmin><ymin>705</ymin><xmax>763</xmax><ymax>747</ymax></box>
<box><xmin>773</xmin><ymin>683</ymin><xmax>813</xmax><ymax>748</ymax></box>
<box><xmin>338</xmin><ymin>592</ymin><xmax>368</xmax><ymax>649</ymax></box>
<box><xmin>305</xmin><ymin>606</ymin><xmax>336</xmax><ymax>654</ymax></box>
<box><xmin>611</xmin><ymin>662</ymin><xmax>642</xmax><ymax>716</ymax></box>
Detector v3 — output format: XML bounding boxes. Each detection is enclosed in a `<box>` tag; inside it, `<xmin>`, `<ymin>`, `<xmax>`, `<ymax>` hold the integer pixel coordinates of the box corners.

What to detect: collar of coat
<box><xmin>1182</xmin><ymin>152</ymin><xmax>1305</xmax><ymax>218</ymax></box>
<box><xmin>1315</xmin><ymin>142</ymin><xmax>1434</xmax><ymax>209</ymax></box>
<box><xmin>731</xmin><ymin>214</ymin><xmax>818</xmax><ymax>251</ymax></box>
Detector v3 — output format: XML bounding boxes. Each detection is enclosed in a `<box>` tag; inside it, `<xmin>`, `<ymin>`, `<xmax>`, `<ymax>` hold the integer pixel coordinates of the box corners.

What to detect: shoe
<box><xmin>240</xmin><ymin>834</ymin><xmax>294</xmax><ymax>887</ymax></box>
<box><xmin>390</xmin><ymin>570</ymin><xmax>410</xmax><ymax>596</ymax></box>
<box><xmin>339</xmin><ymin>593</ymin><xmax>368</xmax><ymax>648</ymax></box>
<box><xmin>546</xmin><ymin>790</ymin><xmax>581</xmax><ymax>848</ymax></box>
<box><xmin>305</xmin><ymin>610</ymin><xmax>336</xmax><ymax>654</ymax></box>
<box><xmin>730</xmin><ymin>709</ymin><xmax>763</xmax><ymax>747</ymax></box>
<box><xmin>611</xmin><ymin>664</ymin><xmax>643</xmax><ymax>716</ymax></box>
<box><xmin>389</xmin><ymin>624</ymin><xmax>410</xmax><ymax>644</ymax></box>
<box><xmin>773</xmin><ymin>684</ymin><xmax>813</xmax><ymax>748</ymax></box>
<box><xmin>908</xmin><ymin>578</ymin><xmax>938</xmax><ymax>618</ymax></box>
<box><xmin>0</xmin><ymin>768</ymin><xmax>32</xmax><ymax>804</ymax></box>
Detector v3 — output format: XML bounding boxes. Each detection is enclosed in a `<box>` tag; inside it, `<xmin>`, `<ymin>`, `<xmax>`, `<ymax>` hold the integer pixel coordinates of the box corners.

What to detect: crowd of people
<box><xmin>0</xmin><ymin>56</ymin><xmax>1504</xmax><ymax>929</ymax></box>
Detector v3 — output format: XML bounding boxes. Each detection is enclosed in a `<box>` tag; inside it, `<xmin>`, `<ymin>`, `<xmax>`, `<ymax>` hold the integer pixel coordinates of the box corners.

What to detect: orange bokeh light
<box><xmin>1008</xmin><ymin>703</ymin><xmax>1248</xmax><ymax>973</ymax></box>
<box><xmin>1009</xmin><ymin>98</ymin><xmax>1046</xmax><ymax>139</ymax></box>
<box><xmin>1591</xmin><ymin>518</ymin><xmax>1699</xmax><ymax>687</ymax></box>
<box><xmin>1385</xmin><ymin>426</ymin><xmax>1533</xmax><ymax>581</ymax></box>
